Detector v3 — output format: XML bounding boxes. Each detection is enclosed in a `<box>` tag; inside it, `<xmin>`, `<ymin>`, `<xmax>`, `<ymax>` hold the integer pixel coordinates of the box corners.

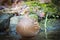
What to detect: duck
<box><xmin>16</xmin><ymin>9</ymin><xmax>40</xmax><ymax>37</ymax></box>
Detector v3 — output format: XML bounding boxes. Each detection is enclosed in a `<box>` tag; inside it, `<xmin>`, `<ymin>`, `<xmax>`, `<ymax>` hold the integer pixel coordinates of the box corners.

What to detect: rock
<box><xmin>0</xmin><ymin>13</ymin><xmax>13</xmax><ymax>35</ymax></box>
<box><xmin>9</xmin><ymin>16</ymin><xmax>23</xmax><ymax>39</ymax></box>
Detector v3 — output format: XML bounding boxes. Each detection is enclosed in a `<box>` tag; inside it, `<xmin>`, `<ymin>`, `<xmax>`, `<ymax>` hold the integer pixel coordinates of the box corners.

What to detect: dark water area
<box><xmin>0</xmin><ymin>31</ymin><xmax>60</xmax><ymax>40</ymax></box>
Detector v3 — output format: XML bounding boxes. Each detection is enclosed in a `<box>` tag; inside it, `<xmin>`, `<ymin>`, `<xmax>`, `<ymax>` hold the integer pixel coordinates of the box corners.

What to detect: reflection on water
<box><xmin>20</xmin><ymin>37</ymin><xmax>36</xmax><ymax>40</ymax></box>
<box><xmin>0</xmin><ymin>31</ymin><xmax>60</xmax><ymax>40</ymax></box>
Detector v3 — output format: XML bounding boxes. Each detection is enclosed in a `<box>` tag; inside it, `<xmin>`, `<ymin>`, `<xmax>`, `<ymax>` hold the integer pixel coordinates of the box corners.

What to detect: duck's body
<box><xmin>16</xmin><ymin>14</ymin><xmax>40</xmax><ymax>37</ymax></box>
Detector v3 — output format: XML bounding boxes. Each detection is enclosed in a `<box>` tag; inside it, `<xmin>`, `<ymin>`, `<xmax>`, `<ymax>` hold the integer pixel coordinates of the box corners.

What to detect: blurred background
<box><xmin>0</xmin><ymin>0</ymin><xmax>60</xmax><ymax>40</ymax></box>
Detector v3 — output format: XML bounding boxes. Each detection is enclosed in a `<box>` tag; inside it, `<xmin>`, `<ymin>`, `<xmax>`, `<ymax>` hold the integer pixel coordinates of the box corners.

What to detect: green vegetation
<box><xmin>25</xmin><ymin>1</ymin><xmax>58</xmax><ymax>17</ymax></box>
